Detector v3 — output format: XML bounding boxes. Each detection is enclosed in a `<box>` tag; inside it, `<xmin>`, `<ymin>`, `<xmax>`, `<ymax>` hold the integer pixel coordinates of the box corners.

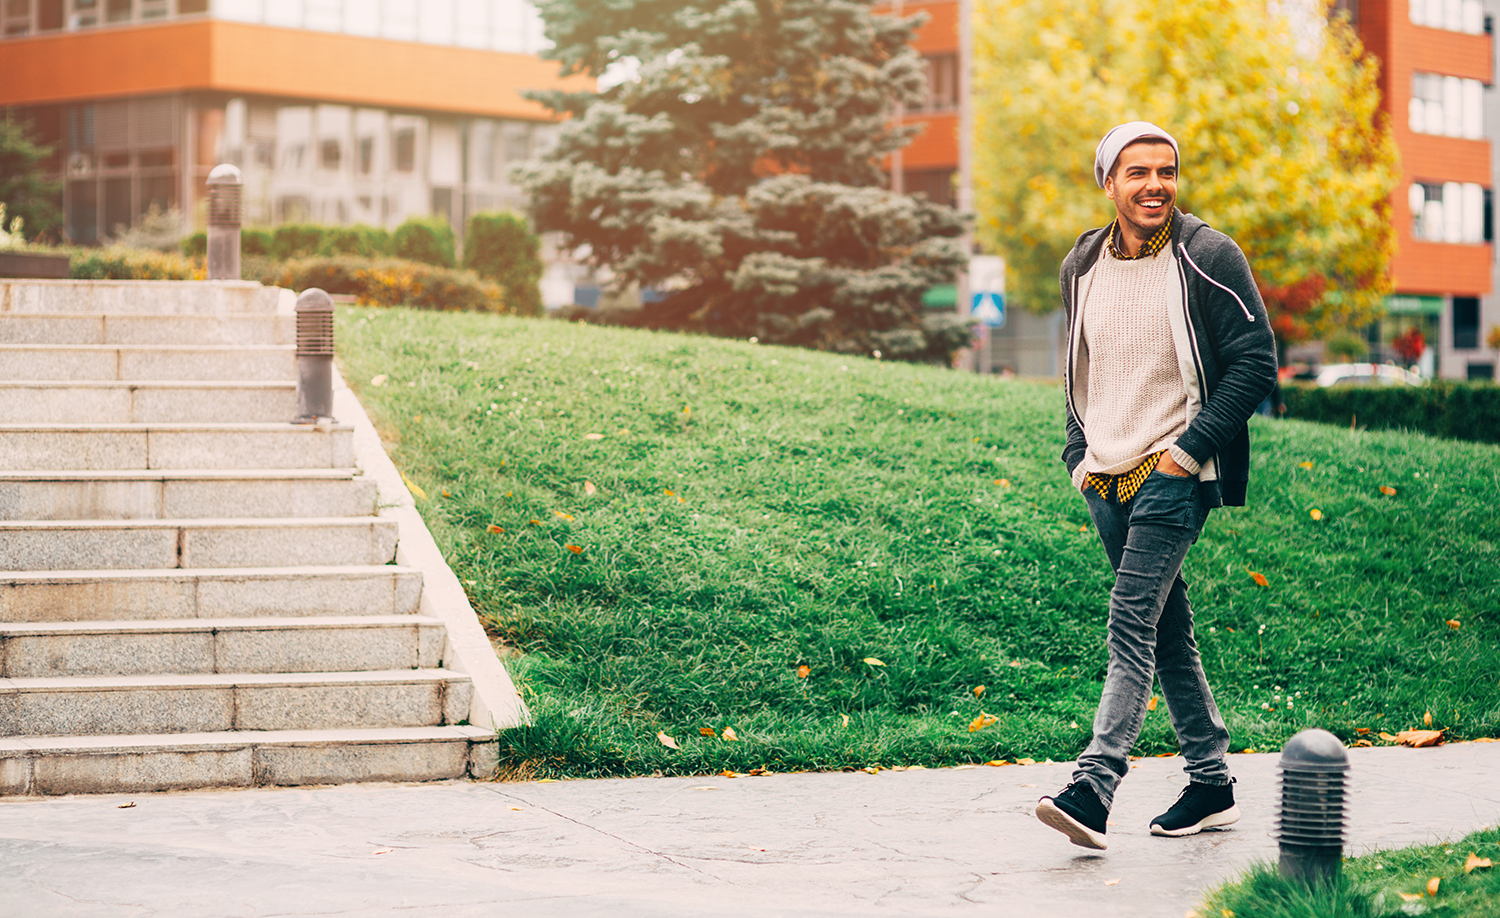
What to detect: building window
<box><xmin>904</xmin><ymin>168</ymin><xmax>957</xmax><ymax>208</ymax></box>
<box><xmin>911</xmin><ymin>53</ymin><xmax>960</xmax><ymax>113</ymax></box>
<box><xmin>1453</xmin><ymin>297</ymin><xmax>1480</xmax><ymax>349</ymax></box>
<box><xmin>1410</xmin><ymin>0</ymin><xmax>1485</xmax><ymax>33</ymax></box>
<box><xmin>358</xmin><ymin>136</ymin><xmax>374</xmax><ymax>174</ymax></box>
<box><xmin>393</xmin><ymin>127</ymin><xmax>416</xmax><ymax>172</ymax></box>
<box><xmin>1410</xmin><ymin>182</ymin><xmax>1489</xmax><ymax>243</ymax></box>
<box><xmin>1409</xmin><ymin>73</ymin><xmax>1483</xmax><ymax>139</ymax></box>
<box><xmin>1468</xmin><ymin>362</ymin><xmax>1496</xmax><ymax>380</ymax></box>
<box><xmin>1331</xmin><ymin>0</ymin><xmax>1358</xmax><ymax>25</ymax></box>
<box><xmin>319</xmin><ymin>138</ymin><xmax>341</xmax><ymax>170</ymax></box>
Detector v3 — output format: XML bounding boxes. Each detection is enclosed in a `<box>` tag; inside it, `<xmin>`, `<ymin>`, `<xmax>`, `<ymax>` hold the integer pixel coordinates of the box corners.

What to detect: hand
<box><xmin>1157</xmin><ymin>451</ymin><xmax>1191</xmax><ymax>478</ymax></box>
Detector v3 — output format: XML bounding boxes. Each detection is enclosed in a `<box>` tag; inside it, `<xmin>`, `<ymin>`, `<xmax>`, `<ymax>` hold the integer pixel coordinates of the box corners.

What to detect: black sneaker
<box><xmin>1150</xmin><ymin>780</ymin><xmax>1240</xmax><ymax>837</ymax></box>
<box><xmin>1036</xmin><ymin>782</ymin><xmax>1109</xmax><ymax>850</ymax></box>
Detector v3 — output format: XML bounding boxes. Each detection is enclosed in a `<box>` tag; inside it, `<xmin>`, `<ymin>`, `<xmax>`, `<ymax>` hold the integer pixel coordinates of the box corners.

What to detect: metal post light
<box><xmin>294</xmin><ymin>288</ymin><xmax>336</xmax><ymax>424</ymax></box>
<box><xmin>206</xmin><ymin>163</ymin><xmax>243</xmax><ymax>281</ymax></box>
<box><xmin>1276</xmin><ymin>728</ymin><xmax>1350</xmax><ymax>885</ymax></box>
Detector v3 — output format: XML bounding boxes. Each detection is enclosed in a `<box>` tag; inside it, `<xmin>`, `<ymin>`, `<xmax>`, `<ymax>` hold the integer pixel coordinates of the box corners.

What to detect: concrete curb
<box><xmin>334</xmin><ymin>366</ymin><xmax>529</xmax><ymax>737</ymax></box>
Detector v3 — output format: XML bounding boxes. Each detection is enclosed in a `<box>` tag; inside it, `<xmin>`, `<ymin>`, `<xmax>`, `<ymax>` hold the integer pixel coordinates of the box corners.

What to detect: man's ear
<box><xmin>1104</xmin><ymin>175</ymin><xmax>1115</xmax><ymax>200</ymax></box>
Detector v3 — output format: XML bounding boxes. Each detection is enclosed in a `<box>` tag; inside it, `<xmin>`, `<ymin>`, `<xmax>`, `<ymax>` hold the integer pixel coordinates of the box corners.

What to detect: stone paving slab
<box><xmin>0</xmin><ymin>742</ymin><xmax>1496</xmax><ymax>917</ymax></box>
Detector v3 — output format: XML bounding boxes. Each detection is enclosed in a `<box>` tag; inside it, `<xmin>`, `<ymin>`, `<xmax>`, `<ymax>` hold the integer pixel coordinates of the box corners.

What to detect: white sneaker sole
<box><xmin>1150</xmin><ymin>804</ymin><xmax>1242</xmax><ymax>837</ymax></box>
<box><xmin>1036</xmin><ymin>798</ymin><xmax>1108</xmax><ymax>850</ymax></box>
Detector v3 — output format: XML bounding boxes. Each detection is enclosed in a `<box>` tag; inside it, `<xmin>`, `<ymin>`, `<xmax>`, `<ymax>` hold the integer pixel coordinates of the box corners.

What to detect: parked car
<box><xmin>1314</xmin><ymin>363</ymin><xmax>1424</xmax><ymax>387</ymax></box>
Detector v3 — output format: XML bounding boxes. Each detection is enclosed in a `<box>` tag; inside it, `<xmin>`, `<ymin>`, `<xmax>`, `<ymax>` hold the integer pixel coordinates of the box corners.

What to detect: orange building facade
<box><xmin>0</xmin><ymin>1</ymin><xmax>589</xmax><ymax>246</ymax></box>
<box><xmin>882</xmin><ymin>0</ymin><xmax>961</xmax><ymax>207</ymax></box>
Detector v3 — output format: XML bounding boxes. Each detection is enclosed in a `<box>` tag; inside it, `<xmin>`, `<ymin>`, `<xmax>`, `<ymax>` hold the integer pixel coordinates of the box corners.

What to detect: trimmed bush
<box><xmin>391</xmin><ymin>216</ymin><xmax>456</xmax><ymax>268</ymax></box>
<box><xmin>182</xmin><ymin>227</ymin><xmax>273</xmax><ymax>258</ymax></box>
<box><xmin>66</xmin><ymin>246</ymin><xmax>200</xmax><ymax>280</ymax></box>
<box><xmin>267</xmin><ymin>256</ymin><xmax>505</xmax><ymax>313</ymax></box>
<box><xmin>271</xmin><ymin>224</ymin><xmax>328</xmax><ymax>260</ymax></box>
<box><xmin>1283</xmin><ymin>380</ymin><xmax>1500</xmax><ymax>445</ymax></box>
<box><xmin>463</xmin><ymin>211</ymin><xmax>544</xmax><ymax>317</ymax></box>
<box><xmin>316</xmin><ymin>224</ymin><xmax>391</xmax><ymax>258</ymax></box>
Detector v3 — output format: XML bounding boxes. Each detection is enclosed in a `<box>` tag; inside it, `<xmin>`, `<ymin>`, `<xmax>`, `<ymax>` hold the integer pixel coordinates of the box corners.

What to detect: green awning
<box><xmin>922</xmin><ymin>284</ymin><xmax>957</xmax><ymax>308</ymax></box>
<box><xmin>1385</xmin><ymin>294</ymin><xmax>1443</xmax><ymax>316</ymax></box>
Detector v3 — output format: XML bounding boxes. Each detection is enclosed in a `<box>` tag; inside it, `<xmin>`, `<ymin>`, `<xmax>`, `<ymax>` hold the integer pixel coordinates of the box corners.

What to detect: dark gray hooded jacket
<box><xmin>1060</xmin><ymin>209</ymin><xmax>1278</xmax><ymax>508</ymax></box>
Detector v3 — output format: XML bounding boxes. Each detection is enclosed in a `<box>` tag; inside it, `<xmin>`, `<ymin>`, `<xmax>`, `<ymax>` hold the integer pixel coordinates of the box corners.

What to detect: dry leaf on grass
<box><xmin>1248</xmin><ymin>570</ymin><xmax>1269</xmax><ymax>587</ymax></box>
<box><xmin>700</xmin><ymin>728</ymin><xmax>716</xmax><ymax>737</ymax></box>
<box><xmin>722</xmin><ymin>727</ymin><xmax>739</xmax><ymax>741</ymax></box>
<box><xmin>1427</xmin><ymin>877</ymin><xmax>1441</xmax><ymax>896</ymax></box>
<box><xmin>840</xmin><ymin>714</ymin><xmax>850</xmax><ymax>727</ymax></box>
<box><xmin>1447</xmin><ymin>620</ymin><xmax>1461</xmax><ymax>630</ymax></box>
<box><xmin>973</xmin><ymin>685</ymin><xmax>985</xmax><ymax>698</ymax></box>
<box><xmin>1398</xmin><ymin>892</ymin><xmax>1423</xmax><ymax>902</ymax></box>
<box><xmin>969</xmin><ymin>713</ymin><xmax>999</xmax><ymax>733</ymax></box>
<box><xmin>1395</xmin><ymin>729</ymin><xmax>1447</xmax><ymax>747</ymax></box>
<box><xmin>1298</xmin><ymin>461</ymin><xmax>1314</xmax><ymax>469</ymax></box>
<box><xmin>1465</xmin><ymin>853</ymin><xmax>1493</xmax><ymax>873</ymax></box>
<box><xmin>1016</xmin><ymin>757</ymin><xmax>1036</xmax><ymax>765</ymax></box>
<box><xmin>1425</xmin><ymin>710</ymin><xmax>1434</xmax><ymax>726</ymax></box>
<box><xmin>584</xmin><ymin>481</ymin><xmax>597</xmax><ymax>496</ymax></box>
<box><xmin>985</xmin><ymin>760</ymin><xmax>1009</xmax><ymax>767</ymax></box>
<box><xmin>554</xmin><ymin>510</ymin><xmax>574</xmax><ymax>521</ymax></box>
<box><xmin>1380</xmin><ymin>485</ymin><xmax>1398</xmax><ymax>496</ymax></box>
<box><xmin>1147</xmin><ymin>696</ymin><xmax>1159</xmax><ymax>712</ymax></box>
<box><xmin>585</xmin><ymin>433</ymin><xmax>605</xmax><ymax>440</ymax></box>
<box><xmin>1310</xmin><ymin>508</ymin><xmax>1323</xmax><ymax>520</ymax></box>
<box><xmin>657</xmin><ymin>731</ymin><xmax>680</xmax><ymax>750</ymax></box>
<box><xmin>565</xmin><ymin>545</ymin><xmax>584</xmax><ymax>554</ymax></box>
<box><xmin>797</xmin><ymin>665</ymin><xmax>811</xmax><ymax>679</ymax></box>
<box><xmin>486</xmin><ymin>524</ymin><xmax>504</xmax><ymax>533</ymax></box>
<box><xmin>400</xmin><ymin>472</ymin><xmax>427</xmax><ymax>501</ymax></box>
<box><xmin>863</xmin><ymin>657</ymin><xmax>886</xmax><ymax>666</ymax></box>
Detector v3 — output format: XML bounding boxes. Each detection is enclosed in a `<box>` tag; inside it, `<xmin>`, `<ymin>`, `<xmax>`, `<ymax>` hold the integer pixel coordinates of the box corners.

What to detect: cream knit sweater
<box><xmin>1071</xmin><ymin>251</ymin><xmax>1200</xmax><ymax>489</ymax></box>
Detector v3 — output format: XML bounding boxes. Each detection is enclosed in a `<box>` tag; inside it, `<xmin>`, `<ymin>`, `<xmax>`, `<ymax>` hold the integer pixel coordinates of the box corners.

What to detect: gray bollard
<box><xmin>1276</xmin><ymin>728</ymin><xmax>1350</xmax><ymax>885</ymax></box>
<box><xmin>206</xmin><ymin>163</ymin><xmax>243</xmax><ymax>281</ymax></box>
<box><xmin>294</xmin><ymin>288</ymin><xmax>336</xmax><ymax>423</ymax></box>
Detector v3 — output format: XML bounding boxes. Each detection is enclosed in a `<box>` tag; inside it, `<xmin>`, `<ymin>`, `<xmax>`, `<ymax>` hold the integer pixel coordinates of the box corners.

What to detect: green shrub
<box><xmin>1283</xmin><ymin>380</ymin><xmax>1500</xmax><ymax>445</ymax></box>
<box><xmin>267</xmin><ymin>255</ymin><xmax>505</xmax><ymax>313</ymax></box>
<box><xmin>463</xmin><ymin>211</ymin><xmax>544</xmax><ymax>317</ymax></box>
<box><xmin>271</xmin><ymin>224</ymin><xmax>328</xmax><ymax>260</ymax></box>
<box><xmin>316</xmin><ymin>224</ymin><xmax>391</xmax><ymax>258</ymax></box>
<box><xmin>391</xmin><ymin>216</ymin><xmax>456</xmax><ymax>268</ymax></box>
<box><xmin>181</xmin><ymin>227</ymin><xmax>272</xmax><ymax>259</ymax></box>
<box><xmin>1324</xmin><ymin>330</ymin><xmax>1368</xmax><ymax>362</ymax></box>
<box><xmin>65</xmin><ymin>245</ymin><xmax>200</xmax><ymax>280</ymax></box>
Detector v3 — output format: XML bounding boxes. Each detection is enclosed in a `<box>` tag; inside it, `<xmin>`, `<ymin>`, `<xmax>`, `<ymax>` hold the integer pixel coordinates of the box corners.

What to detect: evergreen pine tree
<box><xmin>0</xmin><ymin>118</ymin><xmax>63</xmax><ymax>243</ymax></box>
<box><xmin>519</xmin><ymin>0</ymin><xmax>970</xmax><ymax>363</ymax></box>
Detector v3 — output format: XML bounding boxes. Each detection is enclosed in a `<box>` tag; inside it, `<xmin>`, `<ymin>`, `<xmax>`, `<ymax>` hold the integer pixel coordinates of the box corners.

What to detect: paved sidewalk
<box><xmin>2</xmin><ymin>743</ymin><xmax>1497</xmax><ymax>918</ymax></box>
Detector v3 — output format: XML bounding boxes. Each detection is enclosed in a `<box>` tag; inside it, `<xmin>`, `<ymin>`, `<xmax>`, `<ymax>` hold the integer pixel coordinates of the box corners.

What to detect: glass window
<box><xmin>1453</xmin><ymin>297</ymin><xmax>1480</xmax><ymax>348</ymax></box>
<box><xmin>38</xmin><ymin>0</ymin><xmax>63</xmax><ymax>28</ymax></box>
<box><xmin>1410</xmin><ymin>181</ymin><xmax>1489</xmax><ymax>243</ymax></box>
<box><xmin>393</xmin><ymin>127</ymin><xmax>416</xmax><ymax>172</ymax></box>
<box><xmin>178</xmin><ymin>0</ymin><xmax>208</xmax><ymax>13</ymax></box>
<box><xmin>1410</xmin><ymin>73</ymin><xmax>1483</xmax><ymax>138</ymax></box>
<box><xmin>358</xmin><ymin>136</ymin><xmax>374</xmax><ymax>174</ymax></box>
<box><xmin>1411</xmin><ymin>0</ymin><xmax>1484</xmax><ymax>33</ymax></box>
<box><xmin>4</xmin><ymin>0</ymin><xmax>32</xmax><ymax>36</ymax></box>
<box><xmin>104</xmin><ymin>0</ymin><xmax>130</xmax><ymax>23</ymax></box>
<box><xmin>319</xmin><ymin>138</ymin><xmax>340</xmax><ymax>170</ymax></box>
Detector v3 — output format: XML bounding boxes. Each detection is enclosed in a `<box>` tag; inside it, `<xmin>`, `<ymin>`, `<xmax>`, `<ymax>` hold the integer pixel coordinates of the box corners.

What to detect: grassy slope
<box><xmin>1200</xmin><ymin>826</ymin><xmax>1500</xmax><ymax>918</ymax></box>
<box><xmin>338</xmin><ymin>307</ymin><xmax>1500</xmax><ymax>778</ymax></box>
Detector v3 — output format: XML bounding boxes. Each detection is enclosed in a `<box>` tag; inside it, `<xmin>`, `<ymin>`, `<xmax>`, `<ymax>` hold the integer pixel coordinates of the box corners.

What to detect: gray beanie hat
<box><xmin>1093</xmin><ymin>121</ymin><xmax>1179</xmax><ymax>189</ymax></box>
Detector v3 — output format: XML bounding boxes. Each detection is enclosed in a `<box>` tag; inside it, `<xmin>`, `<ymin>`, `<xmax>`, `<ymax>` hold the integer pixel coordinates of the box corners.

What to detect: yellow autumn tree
<box><xmin>973</xmin><ymin>0</ymin><xmax>1398</xmax><ymax>343</ymax></box>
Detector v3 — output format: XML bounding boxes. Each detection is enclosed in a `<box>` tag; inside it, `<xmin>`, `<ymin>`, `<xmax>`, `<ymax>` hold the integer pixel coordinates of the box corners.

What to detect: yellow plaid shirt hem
<box><xmin>1083</xmin><ymin>451</ymin><xmax>1166</xmax><ymax>504</ymax></box>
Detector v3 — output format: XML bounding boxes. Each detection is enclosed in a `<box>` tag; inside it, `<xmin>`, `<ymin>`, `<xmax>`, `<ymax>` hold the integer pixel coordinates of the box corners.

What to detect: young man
<box><xmin>1034</xmin><ymin>122</ymin><xmax>1278</xmax><ymax>850</ymax></box>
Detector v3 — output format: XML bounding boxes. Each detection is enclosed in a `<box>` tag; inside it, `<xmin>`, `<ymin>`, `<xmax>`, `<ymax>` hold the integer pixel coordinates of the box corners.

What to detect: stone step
<box><xmin>0</xmin><ymin>469</ymin><xmax>376</xmax><ymax>520</ymax></box>
<box><xmin>0</xmin><ymin>382</ymin><xmax>296</xmax><ymax>424</ymax></box>
<box><xmin>0</xmin><ymin>517</ymin><xmax>397</xmax><ymax>570</ymax></box>
<box><xmin>0</xmin><ymin>566</ymin><xmax>423</xmax><ymax>623</ymax></box>
<box><xmin>0</xmin><ymin>423</ymin><xmax>354</xmax><ymax>470</ymax></box>
<box><xmin>0</xmin><ymin>345</ymin><xmax>294</xmax><ymax>382</ymax></box>
<box><xmin>0</xmin><ymin>726</ymin><xmax>498</xmax><ymax>795</ymax></box>
<box><xmin>0</xmin><ymin>313</ymin><xmax>294</xmax><ymax>346</ymax></box>
<box><xmin>0</xmin><ymin>279</ymin><xmax>284</xmax><ymax>316</ymax></box>
<box><xmin>0</xmin><ymin>616</ymin><xmax>446</xmax><ymax>678</ymax></box>
<box><xmin>0</xmin><ymin>669</ymin><xmax>474</xmax><ymax>736</ymax></box>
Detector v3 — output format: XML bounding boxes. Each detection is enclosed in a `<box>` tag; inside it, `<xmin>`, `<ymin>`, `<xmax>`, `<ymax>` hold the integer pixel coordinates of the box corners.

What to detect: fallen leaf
<box><xmin>985</xmin><ymin>760</ymin><xmax>1009</xmax><ymax>766</ymax></box>
<box><xmin>1465</xmin><ymin>852</ymin><xmax>1492</xmax><ymax>873</ymax></box>
<box><xmin>370</xmin><ymin>374</ymin><xmax>387</xmax><ymax>386</ymax></box>
<box><xmin>1447</xmin><ymin>620</ymin><xmax>1461</xmax><ymax>630</ymax></box>
<box><xmin>565</xmin><ymin>544</ymin><xmax>584</xmax><ymax>554</ymax></box>
<box><xmin>863</xmin><ymin>657</ymin><xmax>886</xmax><ymax>667</ymax></box>
<box><xmin>969</xmin><ymin>713</ymin><xmax>999</xmax><ymax>733</ymax></box>
<box><xmin>722</xmin><ymin>727</ymin><xmax>739</xmax><ymax>741</ymax></box>
<box><xmin>537</xmin><ymin>778</ymin><xmax>558</xmax><ymax>783</ymax></box>
<box><xmin>400</xmin><ymin>472</ymin><xmax>427</xmax><ymax>501</ymax></box>
<box><xmin>700</xmin><ymin>728</ymin><xmax>717</xmax><ymax>737</ymax></box>
<box><xmin>1148</xmin><ymin>696</ymin><xmax>1159</xmax><ymax>712</ymax></box>
<box><xmin>1016</xmin><ymin>757</ymin><xmax>1036</xmax><ymax>765</ymax></box>
<box><xmin>1298</xmin><ymin>461</ymin><xmax>1314</xmax><ymax>470</ymax></box>
<box><xmin>1398</xmin><ymin>892</ymin><xmax>1423</xmax><ymax>902</ymax></box>
<box><xmin>1427</xmin><ymin>877</ymin><xmax>1440</xmax><ymax>896</ymax></box>
<box><xmin>747</xmin><ymin>845</ymin><xmax>766</xmax><ymax>852</ymax></box>
<box><xmin>1310</xmin><ymin>508</ymin><xmax>1323</xmax><ymax>520</ymax></box>
<box><xmin>1249</xmin><ymin>570</ymin><xmax>1269</xmax><ymax>587</ymax></box>
<box><xmin>862</xmin><ymin>766</ymin><xmax>881</xmax><ymax>774</ymax></box>
<box><xmin>664</xmin><ymin>489</ymin><xmax>674</xmax><ymax>496</ymax></box>
<box><xmin>441</xmin><ymin>490</ymin><xmax>451</xmax><ymax>498</ymax></box>
<box><xmin>996</xmin><ymin>478</ymin><xmax>1011</xmax><ymax>488</ymax></box>
<box><xmin>528</xmin><ymin>519</ymin><xmax>541</xmax><ymax>525</ymax></box>
<box><xmin>585</xmin><ymin>433</ymin><xmax>605</xmax><ymax>440</ymax></box>
<box><xmin>691</xmin><ymin>786</ymin><xmax>717</xmax><ymax>791</ymax></box>
<box><xmin>1380</xmin><ymin>485</ymin><xmax>1397</xmax><ymax>496</ymax></box>
<box><xmin>797</xmin><ymin>664</ymin><xmax>811</xmax><ymax>679</ymax></box>
<box><xmin>1425</xmin><ymin>710</ymin><xmax>1433</xmax><ymax>726</ymax></box>
<box><xmin>973</xmin><ymin>685</ymin><xmax>986</xmax><ymax>698</ymax></box>
<box><xmin>373</xmin><ymin>847</ymin><xmax>393</xmax><ymax>855</ymax></box>
<box><xmin>720</xmin><ymin>770</ymin><xmax>743</xmax><ymax>778</ymax></box>
<box><xmin>117</xmin><ymin>802</ymin><xmax>136</xmax><ymax>809</ymax></box>
<box><xmin>554</xmin><ymin>510</ymin><xmax>574</xmax><ymax>521</ymax></box>
<box><xmin>748</xmin><ymin>767</ymin><xmax>772</xmax><ymax>776</ymax></box>
<box><xmin>584</xmin><ymin>481</ymin><xmax>597</xmax><ymax>496</ymax></box>
<box><xmin>1392</xmin><ymin>728</ymin><xmax>1446</xmax><ymax>748</ymax></box>
<box><xmin>486</xmin><ymin>524</ymin><xmax>504</xmax><ymax>533</ymax></box>
<box><xmin>510</xmin><ymin>807</ymin><xmax>523</xmax><ymax>811</ymax></box>
<box><xmin>1104</xmin><ymin>878</ymin><xmax>1121</xmax><ymax>886</ymax></box>
<box><xmin>1379</xmin><ymin>732</ymin><xmax>1400</xmax><ymax>742</ymax></box>
<box><xmin>657</xmin><ymin>732</ymin><xmax>679</xmax><ymax>750</ymax></box>
<box><xmin>1356</xmin><ymin>727</ymin><xmax>1371</xmax><ymax>734</ymax></box>
<box><xmin>1353</xmin><ymin>739</ymin><xmax>1373</xmax><ymax>747</ymax></box>
<box><xmin>414</xmin><ymin>414</ymin><xmax>422</xmax><ymax>422</ymax></box>
<box><xmin>840</xmin><ymin>714</ymin><xmax>850</xmax><ymax>727</ymax></box>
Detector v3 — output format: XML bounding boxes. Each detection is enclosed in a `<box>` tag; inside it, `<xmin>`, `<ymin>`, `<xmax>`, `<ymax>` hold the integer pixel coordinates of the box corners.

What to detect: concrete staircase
<box><xmin>0</xmin><ymin>280</ymin><xmax>523</xmax><ymax>796</ymax></box>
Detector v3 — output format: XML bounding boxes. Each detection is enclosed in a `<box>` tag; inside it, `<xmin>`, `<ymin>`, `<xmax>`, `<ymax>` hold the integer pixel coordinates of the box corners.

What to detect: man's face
<box><xmin>1104</xmin><ymin>140</ymin><xmax>1176</xmax><ymax>242</ymax></box>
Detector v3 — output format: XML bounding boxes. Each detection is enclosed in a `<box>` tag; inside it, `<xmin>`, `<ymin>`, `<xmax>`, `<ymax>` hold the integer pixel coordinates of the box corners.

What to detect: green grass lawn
<box><xmin>337</xmin><ymin>307</ymin><xmax>1500</xmax><ymax>779</ymax></box>
<box><xmin>1199</xmin><ymin>826</ymin><xmax>1500</xmax><ymax>917</ymax></box>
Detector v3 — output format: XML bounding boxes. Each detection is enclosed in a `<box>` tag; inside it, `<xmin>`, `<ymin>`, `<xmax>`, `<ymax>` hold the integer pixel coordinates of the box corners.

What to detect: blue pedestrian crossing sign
<box><xmin>969</xmin><ymin>255</ymin><xmax>1006</xmax><ymax>328</ymax></box>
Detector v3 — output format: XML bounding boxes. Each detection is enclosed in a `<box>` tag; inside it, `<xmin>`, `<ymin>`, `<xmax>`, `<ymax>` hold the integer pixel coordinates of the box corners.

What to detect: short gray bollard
<box><xmin>206</xmin><ymin>164</ymin><xmax>242</xmax><ymax>281</ymax></box>
<box><xmin>294</xmin><ymin>288</ymin><xmax>336</xmax><ymax>423</ymax></box>
<box><xmin>1276</xmin><ymin>728</ymin><xmax>1350</xmax><ymax>885</ymax></box>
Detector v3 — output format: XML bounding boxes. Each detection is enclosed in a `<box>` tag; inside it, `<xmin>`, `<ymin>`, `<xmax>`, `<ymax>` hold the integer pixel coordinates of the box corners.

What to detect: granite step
<box><xmin>0</xmin><ymin>345</ymin><xmax>294</xmax><ymax>382</ymax></box>
<box><xmin>0</xmin><ymin>423</ymin><xmax>354</xmax><ymax>470</ymax></box>
<box><xmin>0</xmin><ymin>566</ymin><xmax>423</xmax><ymax>623</ymax></box>
<box><xmin>0</xmin><ymin>382</ymin><xmax>297</xmax><ymax>424</ymax></box>
<box><xmin>0</xmin><ymin>313</ymin><xmax>294</xmax><ymax>346</ymax></box>
<box><xmin>0</xmin><ymin>280</ymin><xmax>283</xmax><ymax>316</ymax></box>
<box><xmin>0</xmin><ymin>726</ymin><xmax>498</xmax><ymax>795</ymax></box>
<box><xmin>0</xmin><ymin>517</ymin><xmax>398</xmax><ymax>570</ymax></box>
<box><xmin>0</xmin><ymin>469</ymin><xmax>376</xmax><ymax>520</ymax></box>
<box><xmin>0</xmin><ymin>669</ymin><xmax>474</xmax><ymax>736</ymax></box>
<box><xmin>0</xmin><ymin>616</ymin><xmax>446</xmax><ymax>678</ymax></box>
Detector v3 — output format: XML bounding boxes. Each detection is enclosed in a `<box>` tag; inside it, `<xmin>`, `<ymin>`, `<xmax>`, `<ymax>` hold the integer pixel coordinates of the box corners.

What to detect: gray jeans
<box><xmin>1074</xmin><ymin>469</ymin><xmax>1232</xmax><ymax>809</ymax></box>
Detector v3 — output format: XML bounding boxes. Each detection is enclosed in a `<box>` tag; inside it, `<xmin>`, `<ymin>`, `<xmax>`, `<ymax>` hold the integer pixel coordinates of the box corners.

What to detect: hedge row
<box><xmin>1282</xmin><ymin>380</ymin><xmax>1500</xmax><ymax>445</ymax></box>
<box><xmin>183</xmin><ymin>217</ymin><xmax>455</xmax><ymax>267</ymax></box>
<box><xmin>263</xmin><ymin>257</ymin><xmax>509</xmax><ymax>314</ymax></box>
<box><xmin>66</xmin><ymin>246</ymin><xmax>200</xmax><ymax>280</ymax></box>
